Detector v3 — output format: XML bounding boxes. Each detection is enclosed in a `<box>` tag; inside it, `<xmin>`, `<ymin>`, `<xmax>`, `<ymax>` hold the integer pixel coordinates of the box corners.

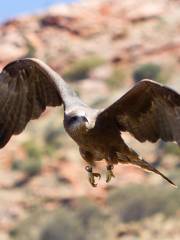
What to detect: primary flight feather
<box><xmin>0</xmin><ymin>58</ymin><xmax>179</xmax><ymax>187</ymax></box>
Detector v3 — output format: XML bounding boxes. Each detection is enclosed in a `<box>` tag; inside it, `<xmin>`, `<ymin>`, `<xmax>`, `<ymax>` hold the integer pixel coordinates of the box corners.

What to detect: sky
<box><xmin>0</xmin><ymin>0</ymin><xmax>77</xmax><ymax>22</ymax></box>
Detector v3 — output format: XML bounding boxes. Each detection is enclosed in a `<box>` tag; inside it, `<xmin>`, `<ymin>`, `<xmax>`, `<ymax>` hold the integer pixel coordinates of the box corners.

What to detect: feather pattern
<box><xmin>97</xmin><ymin>79</ymin><xmax>180</xmax><ymax>145</ymax></box>
<box><xmin>0</xmin><ymin>58</ymin><xmax>67</xmax><ymax>147</ymax></box>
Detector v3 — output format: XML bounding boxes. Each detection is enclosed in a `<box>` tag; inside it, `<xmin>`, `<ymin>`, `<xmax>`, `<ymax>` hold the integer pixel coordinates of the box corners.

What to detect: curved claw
<box><xmin>85</xmin><ymin>165</ymin><xmax>101</xmax><ymax>187</ymax></box>
<box><xmin>88</xmin><ymin>172</ymin><xmax>101</xmax><ymax>187</ymax></box>
<box><xmin>90</xmin><ymin>181</ymin><xmax>97</xmax><ymax>188</ymax></box>
<box><xmin>106</xmin><ymin>169</ymin><xmax>115</xmax><ymax>183</ymax></box>
<box><xmin>93</xmin><ymin>172</ymin><xmax>101</xmax><ymax>180</ymax></box>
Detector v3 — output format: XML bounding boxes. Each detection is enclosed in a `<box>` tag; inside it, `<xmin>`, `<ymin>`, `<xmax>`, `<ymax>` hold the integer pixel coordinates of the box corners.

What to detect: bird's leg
<box><xmin>106</xmin><ymin>164</ymin><xmax>115</xmax><ymax>183</ymax></box>
<box><xmin>85</xmin><ymin>166</ymin><xmax>101</xmax><ymax>187</ymax></box>
<box><xmin>106</xmin><ymin>151</ymin><xmax>116</xmax><ymax>183</ymax></box>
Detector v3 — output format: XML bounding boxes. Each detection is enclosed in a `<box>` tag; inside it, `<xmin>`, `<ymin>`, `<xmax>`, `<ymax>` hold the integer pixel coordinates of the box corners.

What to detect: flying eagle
<box><xmin>0</xmin><ymin>58</ymin><xmax>179</xmax><ymax>187</ymax></box>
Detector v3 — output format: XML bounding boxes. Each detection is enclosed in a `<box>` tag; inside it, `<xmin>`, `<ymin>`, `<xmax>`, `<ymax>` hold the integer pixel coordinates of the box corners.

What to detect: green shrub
<box><xmin>23</xmin><ymin>158</ymin><xmax>42</xmax><ymax>176</ymax></box>
<box><xmin>11</xmin><ymin>158</ymin><xmax>23</xmax><ymax>171</ymax></box>
<box><xmin>21</xmin><ymin>33</ymin><xmax>36</xmax><ymax>58</ymax></box>
<box><xmin>12</xmin><ymin>158</ymin><xmax>42</xmax><ymax>176</ymax></box>
<box><xmin>108</xmin><ymin>184</ymin><xmax>180</xmax><ymax>222</ymax></box>
<box><xmin>165</xmin><ymin>143</ymin><xmax>180</xmax><ymax>156</ymax></box>
<box><xmin>10</xmin><ymin>210</ymin><xmax>49</xmax><ymax>240</ymax></box>
<box><xmin>63</xmin><ymin>55</ymin><xmax>105</xmax><ymax>81</ymax></box>
<box><xmin>40</xmin><ymin>208</ymin><xmax>84</xmax><ymax>240</ymax></box>
<box><xmin>12</xmin><ymin>199</ymin><xmax>115</xmax><ymax>240</ymax></box>
<box><xmin>133</xmin><ymin>63</ymin><xmax>162</xmax><ymax>83</ymax></box>
<box><xmin>106</xmin><ymin>67</ymin><xmax>125</xmax><ymax>89</ymax></box>
<box><xmin>91</xmin><ymin>97</ymin><xmax>106</xmax><ymax>108</ymax></box>
<box><xmin>25</xmin><ymin>42</ymin><xmax>36</xmax><ymax>58</ymax></box>
<box><xmin>44</xmin><ymin>125</ymin><xmax>64</xmax><ymax>152</ymax></box>
<box><xmin>23</xmin><ymin>140</ymin><xmax>42</xmax><ymax>160</ymax></box>
<box><xmin>76</xmin><ymin>198</ymin><xmax>114</xmax><ymax>240</ymax></box>
<box><xmin>11</xmin><ymin>141</ymin><xmax>42</xmax><ymax>176</ymax></box>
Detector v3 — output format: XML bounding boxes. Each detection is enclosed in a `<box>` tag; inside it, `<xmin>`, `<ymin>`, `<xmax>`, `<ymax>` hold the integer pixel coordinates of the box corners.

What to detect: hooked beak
<box><xmin>79</xmin><ymin>116</ymin><xmax>88</xmax><ymax>123</ymax></box>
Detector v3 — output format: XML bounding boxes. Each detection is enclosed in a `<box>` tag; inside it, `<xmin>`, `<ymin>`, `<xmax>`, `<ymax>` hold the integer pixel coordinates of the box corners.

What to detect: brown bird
<box><xmin>0</xmin><ymin>58</ymin><xmax>180</xmax><ymax>187</ymax></box>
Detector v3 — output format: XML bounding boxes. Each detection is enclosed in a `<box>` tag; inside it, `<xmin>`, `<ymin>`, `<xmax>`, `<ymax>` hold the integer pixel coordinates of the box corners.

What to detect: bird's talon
<box><xmin>93</xmin><ymin>172</ymin><xmax>101</xmax><ymax>179</ymax></box>
<box><xmin>88</xmin><ymin>173</ymin><xmax>100</xmax><ymax>187</ymax></box>
<box><xmin>91</xmin><ymin>182</ymin><xmax>97</xmax><ymax>187</ymax></box>
<box><xmin>106</xmin><ymin>165</ymin><xmax>115</xmax><ymax>183</ymax></box>
<box><xmin>86</xmin><ymin>166</ymin><xmax>101</xmax><ymax>187</ymax></box>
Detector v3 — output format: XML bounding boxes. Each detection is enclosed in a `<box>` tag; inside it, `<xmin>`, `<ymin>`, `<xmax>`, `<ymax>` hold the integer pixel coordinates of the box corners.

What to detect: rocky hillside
<box><xmin>0</xmin><ymin>0</ymin><xmax>180</xmax><ymax>239</ymax></box>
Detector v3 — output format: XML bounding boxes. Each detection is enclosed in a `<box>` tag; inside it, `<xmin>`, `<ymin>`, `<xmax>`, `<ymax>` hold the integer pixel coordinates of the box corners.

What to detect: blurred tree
<box><xmin>133</xmin><ymin>63</ymin><xmax>161</xmax><ymax>83</ymax></box>
<box><xmin>63</xmin><ymin>55</ymin><xmax>105</xmax><ymax>81</ymax></box>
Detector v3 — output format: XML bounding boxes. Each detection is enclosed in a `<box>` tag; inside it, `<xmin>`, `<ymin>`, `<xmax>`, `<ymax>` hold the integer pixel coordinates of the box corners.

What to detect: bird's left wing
<box><xmin>0</xmin><ymin>58</ymin><xmax>64</xmax><ymax>148</ymax></box>
<box><xmin>96</xmin><ymin>79</ymin><xmax>180</xmax><ymax>145</ymax></box>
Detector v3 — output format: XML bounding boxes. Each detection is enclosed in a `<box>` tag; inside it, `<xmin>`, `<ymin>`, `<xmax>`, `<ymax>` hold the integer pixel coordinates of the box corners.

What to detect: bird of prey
<box><xmin>0</xmin><ymin>58</ymin><xmax>179</xmax><ymax>187</ymax></box>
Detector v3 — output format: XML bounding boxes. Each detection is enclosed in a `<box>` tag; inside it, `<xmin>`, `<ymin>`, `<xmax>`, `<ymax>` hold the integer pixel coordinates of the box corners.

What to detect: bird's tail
<box><xmin>117</xmin><ymin>150</ymin><xmax>177</xmax><ymax>187</ymax></box>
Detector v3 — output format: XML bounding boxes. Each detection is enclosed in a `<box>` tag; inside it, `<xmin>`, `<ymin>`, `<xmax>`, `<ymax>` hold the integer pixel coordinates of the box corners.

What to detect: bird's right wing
<box><xmin>0</xmin><ymin>58</ymin><xmax>67</xmax><ymax>148</ymax></box>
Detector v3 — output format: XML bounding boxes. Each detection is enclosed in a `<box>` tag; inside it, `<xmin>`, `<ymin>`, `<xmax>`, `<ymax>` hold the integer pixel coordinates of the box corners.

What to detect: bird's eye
<box><xmin>68</xmin><ymin>116</ymin><xmax>78</xmax><ymax>124</ymax></box>
<box><xmin>72</xmin><ymin>116</ymin><xmax>79</xmax><ymax>121</ymax></box>
<box><xmin>68</xmin><ymin>116</ymin><xmax>88</xmax><ymax>125</ymax></box>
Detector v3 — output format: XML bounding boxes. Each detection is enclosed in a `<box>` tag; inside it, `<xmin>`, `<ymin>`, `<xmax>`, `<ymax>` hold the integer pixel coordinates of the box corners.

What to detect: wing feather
<box><xmin>0</xmin><ymin>58</ymin><xmax>65</xmax><ymax>148</ymax></box>
<box><xmin>97</xmin><ymin>79</ymin><xmax>180</xmax><ymax>145</ymax></box>
<box><xmin>0</xmin><ymin>76</ymin><xmax>20</xmax><ymax>147</ymax></box>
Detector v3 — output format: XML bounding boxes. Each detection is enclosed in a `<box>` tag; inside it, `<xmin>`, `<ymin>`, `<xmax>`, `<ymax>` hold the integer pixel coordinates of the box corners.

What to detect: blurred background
<box><xmin>0</xmin><ymin>0</ymin><xmax>180</xmax><ymax>239</ymax></box>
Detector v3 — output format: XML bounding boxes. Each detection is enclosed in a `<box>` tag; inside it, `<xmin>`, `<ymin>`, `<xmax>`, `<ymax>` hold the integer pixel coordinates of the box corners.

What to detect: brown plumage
<box><xmin>0</xmin><ymin>58</ymin><xmax>180</xmax><ymax>187</ymax></box>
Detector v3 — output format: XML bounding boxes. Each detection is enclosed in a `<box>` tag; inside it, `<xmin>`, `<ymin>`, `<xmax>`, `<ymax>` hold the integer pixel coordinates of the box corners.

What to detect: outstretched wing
<box><xmin>0</xmin><ymin>58</ymin><xmax>63</xmax><ymax>148</ymax></box>
<box><xmin>97</xmin><ymin>79</ymin><xmax>180</xmax><ymax>145</ymax></box>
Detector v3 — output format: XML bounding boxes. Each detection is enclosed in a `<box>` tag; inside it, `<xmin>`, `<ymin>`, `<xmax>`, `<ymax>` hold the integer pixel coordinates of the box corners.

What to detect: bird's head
<box><xmin>64</xmin><ymin>109</ymin><xmax>90</xmax><ymax>134</ymax></box>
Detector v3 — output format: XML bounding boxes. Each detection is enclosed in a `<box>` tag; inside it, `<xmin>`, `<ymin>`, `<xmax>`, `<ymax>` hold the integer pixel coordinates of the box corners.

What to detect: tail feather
<box><xmin>117</xmin><ymin>151</ymin><xmax>177</xmax><ymax>187</ymax></box>
<box><xmin>133</xmin><ymin>157</ymin><xmax>177</xmax><ymax>187</ymax></box>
